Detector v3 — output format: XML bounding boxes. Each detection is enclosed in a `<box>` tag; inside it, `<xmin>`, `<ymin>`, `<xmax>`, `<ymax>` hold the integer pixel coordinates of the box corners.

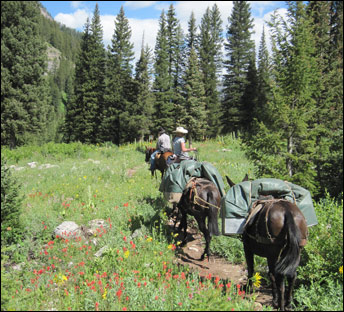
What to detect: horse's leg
<box><xmin>243</xmin><ymin>237</ymin><xmax>254</xmax><ymax>292</ymax></box>
<box><xmin>285</xmin><ymin>273</ymin><xmax>296</xmax><ymax>310</ymax></box>
<box><xmin>195</xmin><ymin>214</ymin><xmax>210</xmax><ymax>261</ymax></box>
<box><xmin>267</xmin><ymin>256</ymin><xmax>279</xmax><ymax>308</ymax></box>
<box><xmin>171</xmin><ymin>203</ymin><xmax>179</xmax><ymax>229</ymax></box>
<box><xmin>275</xmin><ymin>273</ymin><xmax>285</xmax><ymax>311</ymax></box>
<box><xmin>178</xmin><ymin>207</ymin><xmax>188</xmax><ymax>244</ymax></box>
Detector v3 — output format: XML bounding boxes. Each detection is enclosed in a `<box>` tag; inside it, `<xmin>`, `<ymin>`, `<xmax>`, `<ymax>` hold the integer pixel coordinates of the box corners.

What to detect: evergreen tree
<box><xmin>256</xmin><ymin>26</ymin><xmax>272</xmax><ymax>121</ymax></box>
<box><xmin>182</xmin><ymin>47</ymin><xmax>207</xmax><ymax>141</ymax></box>
<box><xmin>103</xmin><ymin>6</ymin><xmax>135</xmax><ymax>144</ymax></box>
<box><xmin>166</xmin><ymin>4</ymin><xmax>184</xmax><ymax>130</ymax></box>
<box><xmin>134</xmin><ymin>36</ymin><xmax>155</xmax><ymax>140</ymax></box>
<box><xmin>198</xmin><ymin>5</ymin><xmax>223</xmax><ymax>137</ymax></box>
<box><xmin>65</xmin><ymin>4</ymin><xmax>106</xmax><ymax>143</ymax></box>
<box><xmin>1</xmin><ymin>1</ymin><xmax>51</xmax><ymax>148</ymax></box>
<box><xmin>152</xmin><ymin>10</ymin><xmax>174</xmax><ymax>132</ymax></box>
<box><xmin>245</xmin><ymin>2</ymin><xmax>320</xmax><ymax>194</ymax></box>
<box><xmin>1</xmin><ymin>156</ymin><xmax>23</xmax><ymax>245</ymax></box>
<box><xmin>307</xmin><ymin>1</ymin><xmax>343</xmax><ymax>197</ymax></box>
<box><xmin>222</xmin><ymin>1</ymin><xmax>255</xmax><ymax>134</ymax></box>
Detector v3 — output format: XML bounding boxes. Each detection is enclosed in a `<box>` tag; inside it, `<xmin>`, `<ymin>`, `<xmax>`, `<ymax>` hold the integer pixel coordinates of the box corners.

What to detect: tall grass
<box><xmin>1</xmin><ymin>137</ymin><xmax>342</xmax><ymax>311</ymax></box>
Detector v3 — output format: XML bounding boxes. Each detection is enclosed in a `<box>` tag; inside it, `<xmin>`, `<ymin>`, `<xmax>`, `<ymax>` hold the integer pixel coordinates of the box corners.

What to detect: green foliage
<box><xmin>298</xmin><ymin>194</ymin><xmax>343</xmax><ymax>283</ymax></box>
<box><xmin>1</xmin><ymin>1</ymin><xmax>51</xmax><ymax>148</ymax></box>
<box><xmin>1</xmin><ymin>156</ymin><xmax>23</xmax><ymax>245</ymax></box>
<box><xmin>1</xmin><ymin>142</ymin><xmax>94</xmax><ymax>162</ymax></box>
<box><xmin>0</xmin><ymin>139</ymin><xmax>342</xmax><ymax>311</ymax></box>
<box><xmin>292</xmin><ymin>193</ymin><xmax>343</xmax><ymax>310</ymax></box>
<box><xmin>198</xmin><ymin>4</ymin><xmax>223</xmax><ymax>137</ymax></box>
<box><xmin>222</xmin><ymin>1</ymin><xmax>255</xmax><ymax>134</ymax></box>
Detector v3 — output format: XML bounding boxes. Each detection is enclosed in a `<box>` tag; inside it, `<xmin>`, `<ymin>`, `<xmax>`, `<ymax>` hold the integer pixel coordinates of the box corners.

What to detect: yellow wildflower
<box><xmin>124</xmin><ymin>250</ymin><xmax>130</xmax><ymax>258</ymax></box>
<box><xmin>253</xmin><ymin>272</ymin><xmax>262</xmax><ymax>288</ymax></box>
<box><xmin>339</xmin><ymin>265</ymin><xmax>343</xmax><ymax>275</ymax></box>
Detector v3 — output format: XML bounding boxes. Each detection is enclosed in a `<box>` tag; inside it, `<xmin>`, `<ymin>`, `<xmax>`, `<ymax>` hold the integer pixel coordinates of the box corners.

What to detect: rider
<box><xmin>172</xmin><ymin>126</ymin><xmax>197</xmax><ymax>162</ymax></box>
<box><xmin>150</xmin><ymin>127</ymin><xmax>172</xmax><ymax>172</ymax></box>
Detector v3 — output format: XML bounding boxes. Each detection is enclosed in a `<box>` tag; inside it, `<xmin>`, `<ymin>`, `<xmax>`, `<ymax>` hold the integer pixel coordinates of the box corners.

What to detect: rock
<box><xmin>27</xmin><ymin>162</ymin><xmax>38</xmax><ymax>168</ymax></box>
<box><xmin>53</xmin><ymin>221</ymin><xmax>82</xmax><ymax>239</ymax></box>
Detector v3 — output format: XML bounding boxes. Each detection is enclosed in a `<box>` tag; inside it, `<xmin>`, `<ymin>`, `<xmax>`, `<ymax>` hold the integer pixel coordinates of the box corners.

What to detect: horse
<box><xmin>177</xmin><ymin>177</ymin><xmax>221</xmax><ymax>261</ymax></box>
<box><xmin>145</xmin><ymin>147</ymin><xmax>173</xmax><ymax>178</ymax></box>
<box><xmin>243</xmin><ymin>198</ymin><xmax>308</xmax><ymax>311</ymax></box>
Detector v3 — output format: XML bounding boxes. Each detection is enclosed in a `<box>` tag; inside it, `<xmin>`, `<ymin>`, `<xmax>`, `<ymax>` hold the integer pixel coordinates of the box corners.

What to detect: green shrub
<box><xmin>1</xmin><ymin>156</ymin><xmax>24</xmax><ymax>246</ymax></box>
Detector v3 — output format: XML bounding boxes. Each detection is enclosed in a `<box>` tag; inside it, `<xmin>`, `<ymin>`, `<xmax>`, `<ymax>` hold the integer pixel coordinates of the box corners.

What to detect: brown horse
<box><xmin>145</xmin><ymin>147</ymin><xmax>173</xmax><ymax>178</ymax></box>
<box><xmin>177</xmin><ymin>178</ymin><xmax>221</xmax><ymax>261</ymax></box>
<box><xmin>243</xmin><ymin>199</ymin><xmax>308</xmax><ymax>311</ymax></box>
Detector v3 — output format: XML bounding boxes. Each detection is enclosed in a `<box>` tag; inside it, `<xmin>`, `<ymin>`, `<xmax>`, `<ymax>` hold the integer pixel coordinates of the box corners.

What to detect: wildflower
<box><xmin>252</xmin><ymin>272</ymin><xmax>262</xmax><ymax>288</ymax></box>
<box><xmin>102</xmin><ymin>288</ymin><xmax>107</xmax><ymax>300</ymax></box>
<box><xmin>124</xmin><ymin>250</ymin><xmax>130</xmax><ymax>258</ymax></box>
<box><xmin>168</xmin><ymin>244</ymin><xmax>176</xmax><ymax>250</ymax></box>
<box><xmin>339</xmin><ymin>265</ymin><xmax>343</xmax><ymax>275</ymax></box>
<box><xmin>146</xmin><ymin>237</ymin><xmax>153</xmax><ymax>242</ymax></box>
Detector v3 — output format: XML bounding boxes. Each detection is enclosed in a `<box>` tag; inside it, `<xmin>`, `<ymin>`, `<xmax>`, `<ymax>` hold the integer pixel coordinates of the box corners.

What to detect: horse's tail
<box><xmin>207</xmin><ymin>191</ymin><xmax>220</xmax><ymax>237</ymax></box>
<box><xmin>275</xmin><ymin>209</ymin><xmax>301</xmax><ymax>277</ymax></box>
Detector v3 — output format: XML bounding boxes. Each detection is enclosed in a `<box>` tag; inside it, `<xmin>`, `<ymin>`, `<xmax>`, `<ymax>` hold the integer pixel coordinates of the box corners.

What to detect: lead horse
<box><xmin>243</xmin><ymin>198</ymin><xmax>308</xmax><ymax>311</ymax></box>
<box><xmin>177</xmin><ymin>177</ymin><xmax>221</xmax><ymax>261</ymax></box>
<box><xmin>145</xmin><ymin>147</ymin><xmax>173</xmax><ymax>178</ymax></box>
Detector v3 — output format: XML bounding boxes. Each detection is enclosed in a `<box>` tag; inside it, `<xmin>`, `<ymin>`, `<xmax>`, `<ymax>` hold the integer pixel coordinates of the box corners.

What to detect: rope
<box><xmin>190</xmin><ymin>180</ymin><xmax>221</xmax><ymax>210</ymax></box>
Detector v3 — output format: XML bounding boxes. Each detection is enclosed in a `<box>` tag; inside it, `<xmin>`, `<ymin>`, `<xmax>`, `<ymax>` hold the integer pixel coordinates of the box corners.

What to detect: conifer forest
<box><xmin>1</xmin><ymin>1</ymin><xmax>343</xmax><ymax>199</ymax></box>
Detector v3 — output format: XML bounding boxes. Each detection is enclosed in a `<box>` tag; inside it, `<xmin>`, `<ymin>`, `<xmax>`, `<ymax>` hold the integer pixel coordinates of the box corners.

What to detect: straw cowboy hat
<box><xmin>174</xmin><ymin>126</ymin><xmax>188</xmax><ymax>134</ymax></box>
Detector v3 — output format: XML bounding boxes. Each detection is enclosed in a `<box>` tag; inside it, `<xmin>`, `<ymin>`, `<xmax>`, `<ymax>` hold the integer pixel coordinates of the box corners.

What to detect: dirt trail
<box><xmin>168</xmin><ymin>220</ymin><xmax>274</xmax><ymax>311</ymax></box>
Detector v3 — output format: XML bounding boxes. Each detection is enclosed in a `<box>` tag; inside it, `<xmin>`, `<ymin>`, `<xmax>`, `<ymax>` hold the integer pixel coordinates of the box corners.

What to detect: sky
<box><xmin>40</xmin><ymin>1</ymin><xmax>288</xmax><ymax>63</ymax></box>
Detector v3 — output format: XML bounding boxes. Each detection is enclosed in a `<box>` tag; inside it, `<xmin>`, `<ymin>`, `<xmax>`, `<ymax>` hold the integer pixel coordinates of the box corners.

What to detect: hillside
<box><xmin>1</xmin><ymin>138</ymin><xmax>342</xmax><ymax>311</ymax></box>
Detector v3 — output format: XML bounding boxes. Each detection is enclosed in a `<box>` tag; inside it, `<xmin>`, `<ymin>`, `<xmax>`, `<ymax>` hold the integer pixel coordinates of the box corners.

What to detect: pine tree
<box><xmin>166</xmin><ymin>4</ymin><xmax>184</xmax><ymax>130</ymax></box>
<box><xmin>1</xmin><ymin>1</ymin><xmax>51</xmax><ymax>148</ymax></box>
<box><xmin>245</xmin><ymin>2</ymin><xmax>320</xmax><ymax>194</ymax></box>
<box><xmin>1</xmin><ymin>156</ymin><xmax>23</xmax><ymax>245</ymax></box>
<box><xmin>222</xmin><ymin>1</ymin><xmax>255</xmax><ymax>134</ymax></box>
<box><xmin>198</xmin><ymin>4</ymin><xmax>223</xmax><ymax>137</ymax></box>
<box><xmin>103</xmin><ymin>6</ymin><xmax>135</xmax><ymax>144</ymax></box>
<box><xmin>152</xmin><ymin>10</ymin><xmax>174</xmax><ymax>132</ymax></box>
<box><xmin>64</xmin><ymin>4</ymin><xmax>106</xmax><ymax>144</ymax></box>
<box><xmin>307</xmin><ymin>1</ymin><xmax>343</xmax><ymax>197</ymax></box>
<box><xmin>256</xmin><ymin>26</ymin><xmax>271</xmax><ymax>121</ymax></box>
<box><xmin>182</xmin><ymin>47</ymin><xmax>207</xmax><ymax>141</ymax></box>
<box><xmin>134</xmin><ymin>36</ymin><xmax>155</xmax><ymax>140</ymax></box>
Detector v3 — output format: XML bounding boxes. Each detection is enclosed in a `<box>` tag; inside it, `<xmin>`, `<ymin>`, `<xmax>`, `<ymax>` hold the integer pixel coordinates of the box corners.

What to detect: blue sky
<box><xmin>40</xmin><ymin>1</ymin><xmax>288</xmax><ymax>62</ymax></box>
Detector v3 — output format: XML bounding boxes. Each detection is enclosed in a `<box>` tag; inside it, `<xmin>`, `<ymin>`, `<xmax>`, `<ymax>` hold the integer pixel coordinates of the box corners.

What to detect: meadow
<box><xmin>1</xmin><ymin>137</ymin><xmax>343</xmax><ymax>311</ymax></box>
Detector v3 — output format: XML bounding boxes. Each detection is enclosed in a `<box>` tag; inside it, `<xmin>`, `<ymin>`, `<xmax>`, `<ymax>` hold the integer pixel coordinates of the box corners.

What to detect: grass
<box><xmin>1</xmin><ymin>137</ymin><xmax>342</xmax><ymax>311</ymax></box>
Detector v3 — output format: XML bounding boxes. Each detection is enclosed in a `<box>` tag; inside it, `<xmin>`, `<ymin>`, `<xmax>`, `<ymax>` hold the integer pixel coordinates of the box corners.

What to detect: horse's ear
<box><xmin>226</xmin><ymin>176</ymin><xmax>235</xmax><ymax>188</ymax></box>
<box><xmin>242</xmin><ymin>174</ymin><xmax>249</xmax><ymax>182</ymax></box>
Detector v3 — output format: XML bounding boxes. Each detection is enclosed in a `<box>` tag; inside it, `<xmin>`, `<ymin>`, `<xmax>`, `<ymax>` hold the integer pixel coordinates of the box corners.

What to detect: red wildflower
<box><xmin>116</xmin><ymin>289</ymin><xmax>122</xmax><ymax>300</ymax></box>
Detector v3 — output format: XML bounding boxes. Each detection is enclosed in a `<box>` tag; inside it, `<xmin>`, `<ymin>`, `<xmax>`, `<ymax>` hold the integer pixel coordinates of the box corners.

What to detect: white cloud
<box><xmin>124</xmin><ymin>1</ymin><xmax>159</xmax><ymax>10</ymax></box>
<box><xmin>128</xmin><ymin>18</ymin><xmax>159</xmax><ymax>61</ymax></box>
<box><xmin>55</xmin><ymin>9</ymin><xmax>91</xmax><ymax>29</ymax></box>
<box><xmin>71</xmin><ymin>1</ymin><xmax>84</xmax><ymax>9</ymax></box>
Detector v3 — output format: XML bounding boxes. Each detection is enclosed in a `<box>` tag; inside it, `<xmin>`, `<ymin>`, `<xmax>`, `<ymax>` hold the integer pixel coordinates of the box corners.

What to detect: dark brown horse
<box><xmin>243</xmin><ymin>199</ymin><xmax>308</xmax><ymax>311</ymax></box>
<box><xmin>145</xmin><ymin>147</ymin><xmax>173</xmax><ymax>178</ymax></box>
<box><xmin>177</xmin><ymin>178</ymin><xmax>221</xmax><ymax>261</ymax></box>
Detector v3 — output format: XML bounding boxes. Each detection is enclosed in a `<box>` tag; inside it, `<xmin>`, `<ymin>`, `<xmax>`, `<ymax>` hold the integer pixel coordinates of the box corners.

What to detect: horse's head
<box><xmin>145</xmin><ymin>147</ymin><xmax>155</xmax><ymax>162</ymax></box>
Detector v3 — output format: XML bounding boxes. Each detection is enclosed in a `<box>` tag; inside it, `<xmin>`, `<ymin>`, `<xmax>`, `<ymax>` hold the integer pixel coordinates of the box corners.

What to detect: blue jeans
<box><xmin>150</xmin><ymin>150</ymin><xmax>158</xmax><ymax>171</ymax></box>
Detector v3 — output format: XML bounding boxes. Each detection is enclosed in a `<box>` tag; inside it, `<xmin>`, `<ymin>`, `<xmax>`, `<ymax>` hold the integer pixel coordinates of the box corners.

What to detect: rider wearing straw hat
<box><xmin>172</xmin><ymin>126</ymin><xmax>197</xmax><ymax>162</ymax></box>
